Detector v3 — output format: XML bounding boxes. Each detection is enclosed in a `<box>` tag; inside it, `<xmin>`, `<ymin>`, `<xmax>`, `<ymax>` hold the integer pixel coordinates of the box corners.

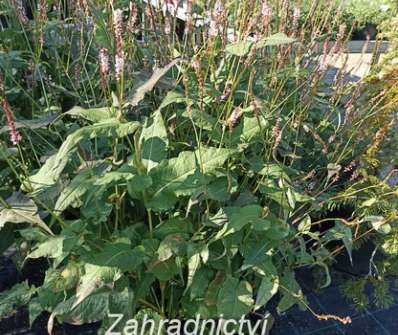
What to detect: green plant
<box><xmin>0</xmin><ymin>1</ymin><xmax>397</xmax><ymax>333</ymax></box>
<box><xmin>335</xmin><ymin>14</ymin><xmax>398</xmax><ymax>311</ymax></box>
<box><xmin>345</xmin><ymin>0</ymin><xmax>397</xmax><ymax>27</ymax></box>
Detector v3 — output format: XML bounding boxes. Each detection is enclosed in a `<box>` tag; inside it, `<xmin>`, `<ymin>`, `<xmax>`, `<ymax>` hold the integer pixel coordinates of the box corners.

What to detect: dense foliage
<box><xmin>0</xmin><ymin>0</ymin><xmax>397</xmax><ymax>333</ymax></box>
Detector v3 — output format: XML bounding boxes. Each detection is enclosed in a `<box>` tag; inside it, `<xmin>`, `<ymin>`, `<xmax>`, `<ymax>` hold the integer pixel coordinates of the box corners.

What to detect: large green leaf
<box><xmin>27</xmin><ymin>236</ymin><xmax>65</xmax><ymax>259</ymax></box>
<box><xmin>148</xmin><ymin>147</ymin><xmax>235</xmax><ymax>210</ymax></box>
<box><xmin>140</xmin><ymin>110</ymin><xmax>169</xmax><ymax>172</ymax></box>
<box><xmin>240</xmin><ymin>239</ymin><xmax>274</xmax><ymax>273</ymax></box>
<box><xmin>149</xmin><ymin>258</ymin><xmax>179</xmax><ymax>281</ymax></box>
<box><xmin>217</xmin><ymin>276</ymin><xmax>254</xmax><ymax>319</ymax></box>
<box><xmin>84</xmin><ymin>242</ymin><xmax>147</xmax><ymax>272</ymax></box>
<box><xmin>0</xmin><ymin>192</ymin><xmax>53</xmax><ymax>235</ymax></box>
<box><xmin>258</xmin><ymin>33</ymin><xmax>296</xmax><ymax>47</ymax></box>
<box><xmin>55</xmin><ymin>163</ymin><xmax>110</xmax><ymax>212</ymax></box>
<box><xmin>189</xmin><ymin>267</ymin><xmax>213</xmax><ymax>300</ymax></box>
<box><xmin>255</xmin><ymin>275</ymin><xmax>279</xmax><ymax>310</ymax></box>
<box><xmin>48</xmin><ymin>289</ymin><xmax>133</xmax><ymax>334</ymax></box>
<box><xmin>240</xmin><ymin>116</ymin><xmax>267</xmax><ymax>142</ymax></box>
<box><xmin>65</xmin><ymin>106</ymin><xmax>114</xmax><ymax>122</ymax></box>
<box><xmin>157</xmin><ymin>90</ymin><xmax>188</xmax><ymax>111</ymax></box>
<box><xmin>277</xmin><ymin>271</ymin><xmax>305</xmax><ymax>313</ymax></box>
<box><xmin>181</xmin><ymin>109</ymin><xmax>218</xmax><ymax>131</ymax></box>
<box><xmin>215</xmin><ymin>205</ymin><xmax>270</xmax><ymax>239</ymax></box>
<box><xmin>225</xmin><ymin>40</ymin><xmax>253</xmax><ymax>56</ymax></box>
<box><xmin>27</xmin><ymin>119</ymin><xmax>140</xmax><ymax>192</ymax></box>
<box><xmin>225</xmin><ymin>33</ymin><xmax>295</xmax><ymax>57</ymax></box>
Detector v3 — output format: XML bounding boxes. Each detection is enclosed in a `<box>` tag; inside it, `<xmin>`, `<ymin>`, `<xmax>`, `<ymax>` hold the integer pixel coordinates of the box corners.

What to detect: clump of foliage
<box><xmin>336</xmin><ymin>14</ymin><xmax>398</xmax><ymax>311</ymax></box>
<box><xmin>345</xmin><ymin>0</ymin><xmax>397</xmax><ymax>27</ymax></box>
<box><xmin>0</xmin><ymin>0</ymin><xmax>397</xmax><ymax>333</ymax></box>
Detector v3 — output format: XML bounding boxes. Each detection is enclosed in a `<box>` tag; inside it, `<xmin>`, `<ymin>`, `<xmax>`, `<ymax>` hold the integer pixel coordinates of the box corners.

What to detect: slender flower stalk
<box><xmin>127</xmin><ymin>1</ymin><xmax>138</xmax><ymax>33</ymax></box>
<box><xmin>319</xmin><ymin>38</ymin><xmax>330</xmax><ymax>72</ymax></box>
<box><xmin>145</xmin><ymin>3</ymin><xmax>156</xmax><ymax>33</ymax></box>
<box><xmin>228</xmin><ymin>107</ymin><xmax>242</xmax><ymax>131</ymax></box>
<box><xmin>164</xmin><ymin>15</ymin><xmax>172</xmax><ymax>35</ymax></box>
<box><xmin>37</xmin><ymin>0</ymin><xmax>47</xmax><ymax>49</ymax></box>
<box><xmin>261</xmin><ymin>0</ymin><xmax>272</xmax><ymax>35</ymax></box>
<box><xmin>272</xmin><ymin>117</ymin><xmax>282</xmax><ymax>159</ymax></box>
<box><xmin>113</xmin><ymin>9</ymin><xmax>125</xmax><ymax>84</ymax></box>
<box><xmin>221</xmin><ymin>80</ymin><xmax>233</xmax><ymax>101</ymax></box>
<box><xmin>193</xmin><ymin>58</ymin><xmax>204</xmax><ymax>108</ymax></box>
<box><xmin>292</xmin><ymin>4</ymin><xmax>301</xmax><ymax>36</ymax></box>
<box><xmin>208</xmin><ymin>0</ymin><xmax>224</xmax><ymax>38</ymax></box>
<box><xmin>279</xmin><ymin>0</ymin><xmax>289</xmax><ymax>33</ymax></box>
<box><xmin>331</xmin><ymin>24</ymin><xmax>346</xmax><ymax>56</ymax></box>
<box><xmin>79</xmin><ymin>0</ymin><xmax>90</xmax><ymax>16</ymax></box>
<box><xmin>99</xmin><ymin>48</ymin><xmax>110</xmax><ymax>92</ymax></box>
<box><xmin>0</xmin><ymin>75</ymin><xmax>22</xmax><ymax>145</ymax></box>
<box><xmin>13</xmin><ymin>0</ymin><xmax>29</xmax><ymax>24</ymax></box>
<box><xmin>185</xmin><ymin>0</ymin><xmax>193</xmax><ymax>35</ymax></box>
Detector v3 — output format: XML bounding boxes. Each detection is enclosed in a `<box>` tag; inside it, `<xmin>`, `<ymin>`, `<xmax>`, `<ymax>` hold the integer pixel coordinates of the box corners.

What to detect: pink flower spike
<box><xmin>1</xmin><ymin>99</ymin><xmax>22</xmax><ymax>146</ymax></box>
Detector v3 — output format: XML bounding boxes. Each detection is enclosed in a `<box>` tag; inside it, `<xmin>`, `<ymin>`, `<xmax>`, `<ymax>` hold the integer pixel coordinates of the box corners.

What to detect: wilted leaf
<box><xmin>72</xmin><ymin>264</ymin><xmax>121</xmax><ymax>309</ymax></box>
<box><xmin>363</xmin><ymin>215</ymin><xmax>391</xmax><ymax>234</ymax></box>
<box><xmin>48</xmin><ymin>289</ymin><xmax>131</xmax><ymax>334</ymax></box>
<box><xmin>127</xmin><ymin>59</ymin><xmax>180</xmax><ymax>108</ymax></box>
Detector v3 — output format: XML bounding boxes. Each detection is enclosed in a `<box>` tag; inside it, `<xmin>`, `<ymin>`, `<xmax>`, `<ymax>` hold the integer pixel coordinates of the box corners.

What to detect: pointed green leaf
<box><xmin>148</xmin><ymin>147</ymin><xmax>235</xmax><ymax>210</ymax></box>
<box><xmin>217</xmin><ymin>276</ymin><xmax>254</xmax><ymax>319</ymax></box>
<box><xmin>226</xmin><ymin>40</ymin><xmax>253</xmax><ymax>56</ymax></box>
<box><xmin>84</xmin><ymin>243</ymin><xmax>147</xmax><ymax>272</ymax></box>
<box><xmin>258</xmin><ymin>33</ymin><xmax>296</xmax><ymax>47</ymax></box>
<box><xmin>255</xmin><ymin>275</ymin><xmax>279</xmax><ymax>310</ymax></box>
<box><xmin>66</xmin><ymin>106</ymin><xmax>114</xmax><ymax>122</ymax></box>
<box><xmin>27</xmin><ymin>120</ymin><xmax>140</xmax><ymax>192</ymax></box>
<box><xmin>140</xmin><ymin>110</ymin><xmax>169</xmax><ymax>171</ymax></box>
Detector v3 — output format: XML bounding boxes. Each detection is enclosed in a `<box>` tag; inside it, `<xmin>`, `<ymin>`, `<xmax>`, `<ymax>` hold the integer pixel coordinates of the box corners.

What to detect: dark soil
<box><xmin>351</xmin><ymin>24</ymin><xmax>378</xmax><ymax>40</ymax></box>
